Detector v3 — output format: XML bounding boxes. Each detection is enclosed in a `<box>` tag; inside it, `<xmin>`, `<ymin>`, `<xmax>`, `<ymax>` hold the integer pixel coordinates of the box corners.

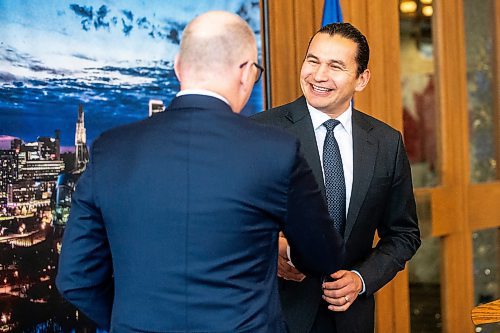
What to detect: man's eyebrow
<box><xmin>306</xmin><ymin>54</ymin><xmax>347</xmax><ymax>68</ymax></box>
<box><xmin>305</xmin><ymin>54</ymin><xmax>319</xmax><ymax>60</ymax></box>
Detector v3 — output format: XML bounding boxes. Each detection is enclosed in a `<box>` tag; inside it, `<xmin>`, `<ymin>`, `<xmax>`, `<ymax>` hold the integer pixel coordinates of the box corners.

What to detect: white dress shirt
<box><xmin>307</xmin><ymin>103</ymin><xmax>353</xmax><ymax>215</ymax></box>
<box><xmin>287</xmin><ymin>102</ymin><xmax>366</xmax><ymax>293</ymax></box>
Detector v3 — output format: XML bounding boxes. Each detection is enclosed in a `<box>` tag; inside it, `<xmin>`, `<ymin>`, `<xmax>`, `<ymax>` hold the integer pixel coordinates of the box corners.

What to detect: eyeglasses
<box><xmin>239</xmin><ymin>61</ymin><xmax>265</xmax><ymax>83</ymax></box>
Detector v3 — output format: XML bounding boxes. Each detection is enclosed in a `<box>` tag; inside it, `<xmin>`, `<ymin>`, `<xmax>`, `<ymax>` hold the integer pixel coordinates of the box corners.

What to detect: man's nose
<box><xmin>313</xmin><ymin>64</ymin><xmax>329</xmax><ymax>82</ymax></box>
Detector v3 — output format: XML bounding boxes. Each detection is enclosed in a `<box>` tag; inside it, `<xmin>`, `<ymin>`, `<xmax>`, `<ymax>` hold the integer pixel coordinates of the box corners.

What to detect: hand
<box><xmin>322</xmin><ymin>270</ymin><xmax>362</xmax><ymax>311</ymax></box>
<box><xmin>277</xmin><ymin>234</ymin><xmax>305</xmax><ymax>282</ymax></box>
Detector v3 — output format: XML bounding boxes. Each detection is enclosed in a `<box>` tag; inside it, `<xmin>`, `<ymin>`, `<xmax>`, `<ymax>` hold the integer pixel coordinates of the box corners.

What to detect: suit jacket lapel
<box><xmin>284</xmin><ymin>97</ymin><xmax>325</xmax><ymax>195</ymax></box>
<box><xmin>345</xmin><ymin>110</ymin><xmax>378</xmax><ymax>240</ymax></box>
<box><xmin>281</xmin><ymin>101</ymin><xmax>378</xmax><ymax>240</ymax></box>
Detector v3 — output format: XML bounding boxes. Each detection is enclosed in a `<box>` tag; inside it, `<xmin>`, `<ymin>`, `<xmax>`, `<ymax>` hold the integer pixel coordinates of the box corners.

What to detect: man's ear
<box><xmin>355</xmin><ymin>69</ymin><xmax>370</xmax><ymax>92</ymax></box>
<box><xmin>239</xmin><ymin>62</ymin><xmax>254</xmax><ymax>93</ymax></box>
<box><xmin>173</xmin><ymin>54</ymin><xmax>182</xmax><ymax>82</ymax></box>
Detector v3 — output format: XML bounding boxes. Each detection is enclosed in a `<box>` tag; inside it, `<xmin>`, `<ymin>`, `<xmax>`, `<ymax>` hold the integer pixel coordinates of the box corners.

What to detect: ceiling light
<box><xmin>422</xmin><ymin>5</ymin><xmax>433</xmax><ymax>17</ymax></box>
<box><xmin>400</xmin><ymin>1</ymin><xmax>418</xmax><ymax>14</ymax></box>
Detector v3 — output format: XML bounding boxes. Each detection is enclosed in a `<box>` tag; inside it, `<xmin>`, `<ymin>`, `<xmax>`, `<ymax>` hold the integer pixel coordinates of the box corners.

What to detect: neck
<box><xmin>179</xmin><ymin>84</ymin><xmax>237</xmax><ymax>112</ymax></box>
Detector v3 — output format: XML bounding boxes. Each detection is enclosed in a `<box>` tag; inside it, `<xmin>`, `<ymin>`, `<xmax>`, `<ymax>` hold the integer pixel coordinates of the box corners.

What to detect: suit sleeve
<box><xmin>282</xmin><ymin>141</ymin><xmax>345</xmax><ymax>276</ymax></box>
<box><xmin>55</xmin><ymin>146</ymin><xmax>114</xmax><ymax>331</ymax></box>
<box><xmin>354</xmin><ymin>133</ymin><xmax>421</xmax><ymax>296</ymax></box>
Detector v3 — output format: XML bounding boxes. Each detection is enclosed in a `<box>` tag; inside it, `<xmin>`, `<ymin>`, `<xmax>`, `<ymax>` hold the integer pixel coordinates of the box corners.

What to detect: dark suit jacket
<box><xmin>56</xmin><ymin>94</ymin><xmax>345</xmax><ymax>333</ymax></box>
<box><xmin>252</xmin><ymin>96</ymin><xmax>421</xmax><ymax>333</ymax></box>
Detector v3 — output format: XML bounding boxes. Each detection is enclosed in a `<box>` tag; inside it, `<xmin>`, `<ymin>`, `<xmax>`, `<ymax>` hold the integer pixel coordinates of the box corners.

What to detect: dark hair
<box><xmin>310</xmin><ymin>23</ymin><xmax>369</xmax><ymax>77</ymax></box>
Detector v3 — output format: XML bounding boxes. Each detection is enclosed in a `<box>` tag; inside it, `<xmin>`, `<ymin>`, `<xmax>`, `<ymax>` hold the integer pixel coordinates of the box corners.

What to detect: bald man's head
<box><xmin>174</xmin><ymin>11</ymin><xmax>259</xmax><ymax>113</ymax></box>
<box><xmin>177</xmin><ymin>11</ymin><xmax>256</xmax><ymax>82</ymax></box>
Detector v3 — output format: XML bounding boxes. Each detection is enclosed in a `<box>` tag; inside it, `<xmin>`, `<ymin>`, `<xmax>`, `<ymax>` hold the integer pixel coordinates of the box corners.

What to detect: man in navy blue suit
<box><xmin>56</xmin><ymin>11</ymin><xmax>344</xmax><ymax>332</ymax></box>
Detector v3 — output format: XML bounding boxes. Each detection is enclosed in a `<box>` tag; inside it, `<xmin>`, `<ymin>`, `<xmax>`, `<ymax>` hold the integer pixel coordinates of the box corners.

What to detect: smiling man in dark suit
<box><xmin>253</xmin><ymin>23</ymin><xmax>421</xmax><ymax>333</ymax></box>
<box><xmin>56</xmin><ymin>11</ymin><xmax>345</xmax><ymax>333</ymax></box>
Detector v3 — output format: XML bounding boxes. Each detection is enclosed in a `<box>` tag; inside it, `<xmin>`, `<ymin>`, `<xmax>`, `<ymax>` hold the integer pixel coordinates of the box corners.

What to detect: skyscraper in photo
<box><xmin>74</xmin><ymin>105</ymin><xmax>89</xmax><ymax>172</ymax></box>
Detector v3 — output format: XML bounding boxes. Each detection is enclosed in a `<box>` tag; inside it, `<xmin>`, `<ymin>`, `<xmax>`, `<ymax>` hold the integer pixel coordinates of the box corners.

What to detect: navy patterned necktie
<box><xmin>323</xmin><ymin>119</ymin><xmax>346</xmax><ymax>236</ymax></box>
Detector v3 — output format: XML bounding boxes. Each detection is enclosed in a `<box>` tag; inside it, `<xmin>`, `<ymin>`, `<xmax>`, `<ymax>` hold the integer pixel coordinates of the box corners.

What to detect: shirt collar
<box><xmin>176</xmin><ymin>89</ymin><xmax>230</xmax><ymax>106</ymax></box>
<box><xmin>306</xmin><ymin>102</ymin><xmax>353</xmax><ymax>135</ymax></box>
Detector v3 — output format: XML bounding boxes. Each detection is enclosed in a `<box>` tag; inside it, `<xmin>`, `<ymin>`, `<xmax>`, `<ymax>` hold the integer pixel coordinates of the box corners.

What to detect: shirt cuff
<box><xmin>286</xmin><ymin>245</ymin><xmax>295</xmax><ymax>267</ymax></box>
<box><xmin>351</xmin><ymin>270</ymin><xmax>366</xmax><ymax>294</ymax></box>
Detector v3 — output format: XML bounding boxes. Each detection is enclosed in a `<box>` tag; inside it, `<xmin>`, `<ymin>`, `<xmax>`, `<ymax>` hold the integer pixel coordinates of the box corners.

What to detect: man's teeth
<box><xmin>312</xmin><ymin>85</ymin><xmax>331</xmax><ymax>92</ymax></box>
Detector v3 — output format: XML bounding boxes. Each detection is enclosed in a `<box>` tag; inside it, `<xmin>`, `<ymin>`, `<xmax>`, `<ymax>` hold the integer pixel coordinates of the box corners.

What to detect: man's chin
<box><xmin>306</xmin><ymin>100</ymin><xmax>330</xmax><ymax>111</ymax></box>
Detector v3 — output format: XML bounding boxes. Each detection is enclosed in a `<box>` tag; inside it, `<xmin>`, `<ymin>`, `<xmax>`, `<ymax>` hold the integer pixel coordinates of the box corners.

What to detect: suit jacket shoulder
<box><xmin>353</xmin><ymin>109</ymin><xmax>401</xmax><ymax>137</ymax></box>
<box><xmin>252</xmin><ymin>97</ymin><xmax>308</xmax><ymax>127</ymax></box>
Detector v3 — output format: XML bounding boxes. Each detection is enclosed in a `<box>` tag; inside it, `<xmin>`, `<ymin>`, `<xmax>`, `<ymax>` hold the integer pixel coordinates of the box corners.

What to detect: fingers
<box><xmin>322</xmin><ymin>270</ymin><xmax>361</xmax><ymax>312</ymax></box>
<box><xmin>322</xmin><ymin>294</ymin><xmax>351</xmax><ymax>306</ymax></box>
<box><xmin>322</xmin><ymin>271</ymin><xmax>361</xmax><ymax>294</ymax></box>
<box><xmin>277</xmin><ymin>234</ymin><xmax>304</xmax><ymax>281</ymax></box>
<box><xmin>330</xmin><ymin>270</ymin><xmax>346</xmax><ymax>280</ymax></box>
<box><xmin>278</xmin><ymin>236</ymin><xmax>288</xmax><ymax>258</ymax></box>
<box><xmin>322</xmin><ymin>270</ymin><xmax>350</xmax><ymax>291</ymax></box>
<box><xmin>277</xmin><ymin>256</ymin><xmax>305</xmax><ymax>282</ymax></box>
<box><xmin>322</xmin><ymin>293</ymin><xmax>355</xmax><ymax>311</ymax></box>
<box><xmin>326</xmin><ymin>269</ymin><xmax>351</xmax><ymax>286</ymax></box>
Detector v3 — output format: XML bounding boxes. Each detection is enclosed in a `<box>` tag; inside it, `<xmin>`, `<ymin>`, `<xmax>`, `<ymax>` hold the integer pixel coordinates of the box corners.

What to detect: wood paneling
<box><xmin>441</xmin><ymin>232</ymin><xmax>474</xmax><ymax>332</ymax></box>
<box><xmin>494</xmin><ymin>0</ymin><xmax>500</xmax><ymax>180</ymax></box>
<box><xmin>393</xmin><ymin>269</ymin><xmax>411</xmax><ymax>333</ymax></box>
<box><xmin>267</xmin><ymin>0</ymin><xmax>324</xmax><ymax>107</ymax></box>
<box><xmin>430</xmin><ymin>188</ymin><xmax>461</xmax><ymax>236</ymax></box>
<box><xmin>268</xmin><ymin>0</ymin><xmax>300</xmax><ymax>106</ymax></box>
<box><xmin>433</xmin><ymin>0</ymin><xmax>474</xmax><ymax>331</ymax></box>
<box><xmin>468</xmin><ymin>183</ymin><xmax>500</xmax><ymax>230</ymax></box>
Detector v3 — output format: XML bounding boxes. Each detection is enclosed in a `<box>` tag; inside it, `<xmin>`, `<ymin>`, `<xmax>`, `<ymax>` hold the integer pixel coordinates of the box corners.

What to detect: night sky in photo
<box><xmin>0</xmin><ymin>0</ymin><xmax>263</xmax><ymax>147</ymax></box>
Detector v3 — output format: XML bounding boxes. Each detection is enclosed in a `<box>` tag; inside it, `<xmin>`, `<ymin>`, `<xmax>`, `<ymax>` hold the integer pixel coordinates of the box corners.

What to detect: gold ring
<box><xmin>344</xmin><ymin>295</ymin><xmax>349</xmax><ymax>303</ymax></box>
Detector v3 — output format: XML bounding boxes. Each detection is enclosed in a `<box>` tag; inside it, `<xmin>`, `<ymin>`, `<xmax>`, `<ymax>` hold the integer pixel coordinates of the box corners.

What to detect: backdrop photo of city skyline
<box><xmin>0</xmin><ymin>1</ymin><xmax>263</xmax><ymax>331</ymax></box>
